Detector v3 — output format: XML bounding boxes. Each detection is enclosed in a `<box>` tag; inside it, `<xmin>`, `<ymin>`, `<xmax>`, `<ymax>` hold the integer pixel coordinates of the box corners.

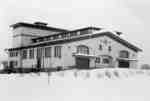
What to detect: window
<box><xmin>54</xmin><ymin>46</ymin><xmax>62</xmax><ymax>58</ymax></box>
<box><xmin>22</xmin><ymin>50</ymin><xmax>27</xmax><ymax>59</ymax></box>
<box><xmin>70</xmin><ymin>32</ymin><xmax>77</xmax><ymax>37</ymax></box>
<box><xmin>45</xmin><ymin>47</ymin><xmax>51</xmax><ymax>58</ymax></box>
<box><xmin>80</xmin><ymin>30</ymin><xmax>89</xmax><ymax>35</ymax></box>
<box><xmin>37</xmin><ymin>48</ymin><xmax>43</xmax><ymax>58</ymax></box>
<box><xmin>95</xmin><ymin>57</ymin><xmax>101</xmax><ymax>63</ymax></box>
<box><xmin>103</xmin><ymin>58</ymin><xmax>110</xmax><ymax>64</ymax></box>
<box><xmin>108</xmin><ymin>46</ymin><xmax>112</xmax><ymax>52</ymax></box>
<box><xmin>62</xmin><ymin>34</ymin><xmax>67</xmax><ymax>38</ymax></box>
<box><xmin>29</xmin><ymin>49</ymin><xmax>34</xmax><ymax>59</ymax></box>
<box><xmin>9</xmin><ymin>51</ymin><xmax>18</xmax><ymax>57</ymax></box>
<box><xmin>102</xmin><ymin>55</ymin><xmax>113</xmax><ymax>64</ymax></box>
<box><xmin>119</xmin><ymin>50</ymin><xmax>129</xmax><ymax>58</ymax></box>
<box><xmin>14</xmin><ymin>61</ymin><xmax>18</xmax><ymax>66</ymax></box>
<box><xmin>99</xmin><ymin>44</ymin><xmax>103</xmax><ymax>50</ymax></box>
<box><xmin>53</xmin><ymin>35</ymin><xmax>59</xmax><ymax>40</ymax></box>
<box><xmin>77</xmin><ymin>45</ymin><xmax>89</xmax><ymax>54</ymax></box>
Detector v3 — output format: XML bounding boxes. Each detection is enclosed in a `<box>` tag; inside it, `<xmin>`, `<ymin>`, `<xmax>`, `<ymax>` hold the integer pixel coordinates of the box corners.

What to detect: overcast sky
<box><xmin>0</xmin><ymin>0</ymin><xmax>149</xmax><ymax>65</ymax></box>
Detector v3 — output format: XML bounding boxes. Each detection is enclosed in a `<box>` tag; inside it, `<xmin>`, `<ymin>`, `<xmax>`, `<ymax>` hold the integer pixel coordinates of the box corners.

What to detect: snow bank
<box><xmin>0</xmin><ymin>69</ymin><xmax>150</xmax><ymax>101</ymax></box>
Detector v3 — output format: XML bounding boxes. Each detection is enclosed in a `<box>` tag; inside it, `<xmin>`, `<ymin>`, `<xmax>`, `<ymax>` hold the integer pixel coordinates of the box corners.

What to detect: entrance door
<box><xmin>118</xmin><ymin>60</ymin><xmax>129</xmax><ymax>68</ymax></box>
<box><xmin>76</xmin><ymin>57</ymin><xmax>89</xmax><ymax>69</ymax></box>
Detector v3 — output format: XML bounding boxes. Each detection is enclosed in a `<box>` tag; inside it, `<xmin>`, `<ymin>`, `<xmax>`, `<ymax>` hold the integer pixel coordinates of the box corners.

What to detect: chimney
<box><xmin>34</xmin><ymin>22</ymin><xmax>48</xmax><ymax>26</ymax></box>
<box><xmin>115</xmin><ymin>31</ymin><xmax>123</xmax><ymax>36</ymax></box>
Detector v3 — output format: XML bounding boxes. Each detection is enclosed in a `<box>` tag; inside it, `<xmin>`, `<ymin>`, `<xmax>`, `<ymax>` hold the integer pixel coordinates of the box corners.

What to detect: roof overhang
<box><xmin>72</xmin><ymin>53</ymin><xmax>95</xmax><ymax>58</ymax></box>
<box><xmin>7</xmin><ymin>31</ymin><xmax>142</xmax><ymax>52</ymax></box>
<box><xmin>117</xmin><ymin>57</ymin><xmax>138</xmax><ymax>61</ymax></box>
<box><xmin>10</xmin><ymin>22</ymin><xmax>68</xmax><ymax>32</ymax></box>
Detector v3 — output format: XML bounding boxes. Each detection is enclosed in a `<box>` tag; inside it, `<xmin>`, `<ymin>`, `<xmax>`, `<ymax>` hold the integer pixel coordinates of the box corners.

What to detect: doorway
<box><xmin>76</xmin><ymin>57</ymin><xmax>90</xmax><ymax>69</ymax></box>
<box><xmin>118</xmin><ymin>60</ymin><xmax>130</xmax><ymax>68</ymax></box>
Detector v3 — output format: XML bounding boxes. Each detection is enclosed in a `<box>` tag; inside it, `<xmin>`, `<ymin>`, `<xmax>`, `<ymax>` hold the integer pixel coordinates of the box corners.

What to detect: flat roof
<box><xmin>10</xmin><ymin>22</ymin><xmax>69</xmax><ymax>32</ymax></box>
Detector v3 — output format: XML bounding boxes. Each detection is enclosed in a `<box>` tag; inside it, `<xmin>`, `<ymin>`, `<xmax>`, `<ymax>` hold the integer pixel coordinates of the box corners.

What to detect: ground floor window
<box><xmin>118</xmin><ymin>60</ymin><xmax>130</xmax><ymax>68</ymax></box>
<box><xmin>45</xmin><ymin>47</ymin><xmax>51</xmax><ymax>58</ymax></box>
<box><xmin>101</xmin><ymin>55</ymin><xmax>113</xmax><ymax>64</ymax></box>
<box><xmin>37</xmin><ymin>48</ymin><xmax>43</xmax><ymax>58</ymax></box>
<box><xmin>54</xmin><ymin>46</ymin><xmax>62</xmax><ymax>58</ymax></box>
<box><xmin>29</xmin><ymin>49</ymin><xmax>34</xmax><ymax>59</ymax></box>
<box><xmin>22</xmin><ymin>50</ymin><xmax>27</xmax><ymax>59</ymax></box>
<box><xmin>102</xmin><ymin>58</ymin><xmax>110</xmax><ymax>64</ymax></box>
<box><xmin>95</xmin><ymin>57</ymin><xmax>101</xmax><ymax>63</ymax></box>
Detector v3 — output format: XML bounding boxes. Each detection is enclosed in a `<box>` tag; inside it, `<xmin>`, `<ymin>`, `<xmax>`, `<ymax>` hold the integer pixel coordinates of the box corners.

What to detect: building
<box><xmin>5</xmin><ymin>22</ymin><xmax>142</xmax><ymax>69</ymax></box>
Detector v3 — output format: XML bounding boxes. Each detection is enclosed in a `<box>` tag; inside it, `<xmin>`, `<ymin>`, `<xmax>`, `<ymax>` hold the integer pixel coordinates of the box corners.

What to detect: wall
<box><xmin>12</xmin><ymin>27</ymin><xmax>60</xmax><ymax>47</ymax></box>
<box><xmin>9</xmin><ymin>33</ymin><xmax>139</xmax><ymax>69</ymax></box>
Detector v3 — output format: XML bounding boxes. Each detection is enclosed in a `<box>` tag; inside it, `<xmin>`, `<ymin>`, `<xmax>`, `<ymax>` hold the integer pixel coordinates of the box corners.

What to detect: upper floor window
<box><xmin>9</xmin><ymin>51</ymin><xmax>18</xmax><ymax>57</ymax></box>
<box><xmin>29</xmin><ymin>49</ymin><xmax>34</xmax><ymax>59</ymax></box>
<box><xmin>119</xmin><ymin>50</ymin><xmax>129</xmax><ymax>58</ymax></box>
<box><xmin>80</xmin><ymin>30</ymin><xmax>89</xmax><ymax>35</ymax></box>
<box><xmin>22</xmin><ymin>50</ymin><xmax>27</xmax><ymax>59</ymax></box>
<box><xmin>108</xmin><ymin>46</ymin><xmax>112</xmax><ymax>52</ymax></box>
<box><xmin>99</xmin><ymin>44</ymin><xmax>103</xmax><ymax>50</ymax></box>
<box><xmin>77</xmin><ymin>45</ymin><xmax>89</xmax><ymax>54</ymax></box>
<box><xmin>54</xmin><ymin>46</ymin><xmax>62</xmax><ymax>58</ymax></box>
<box><xmin>45</xmin><ymin>47</ymin><xmax>51</xmax><ymax>58</ymax></box>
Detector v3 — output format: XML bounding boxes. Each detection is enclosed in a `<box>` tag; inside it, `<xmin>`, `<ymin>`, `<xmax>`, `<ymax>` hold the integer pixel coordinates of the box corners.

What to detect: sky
<box><xmin>0</xmin><ymin>0</ymin><xmax>149</xmax><ymax>65</ymax></box>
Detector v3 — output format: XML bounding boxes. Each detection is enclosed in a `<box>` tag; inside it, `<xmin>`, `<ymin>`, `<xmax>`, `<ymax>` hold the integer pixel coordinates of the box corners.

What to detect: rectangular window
<box><xmin>22</xmin><ymin>50</ymin><xmax>27</xmax><ymax>59</ymax></box>
<box><xmin>95</xmin><ymin>57</ymin><xmax>101</xmax><ymax>63</ymax></box>
<box><xmin>45</xmin><ymin>47</ymin><xmax>51</xmax><ymax>58</ymax></box>
<box><xmin>37</xmin><ymin>48</ymin><xmax>43</xmax><ymax>58</ymax></box>
<box><xmin>54</xmin><ymin>46</ymin><xmax>62</xmax><ymax>58</ymax></box>
<box><xmin>80</xmin><ymin>30</ymin><xmax>89</xmax><ymax>35</ymax></box>
<box><xmin>99</xmin><ymin>44</ymin><xmax>103</xmax><ymax>50</ymax></box>
<box><xmin>9</xmin><ymin>51</ymin><xmax>18</xmax><ymax>57</ymax></box>
<box><xmin>29</xmin><ymin>49</ymin><xmax>34</xmax><ymax>59</ymax></box>
<box><xmin>14</xmin><ymin>61</ymin><xmax>18</xmax><ymax>66</ymax></box>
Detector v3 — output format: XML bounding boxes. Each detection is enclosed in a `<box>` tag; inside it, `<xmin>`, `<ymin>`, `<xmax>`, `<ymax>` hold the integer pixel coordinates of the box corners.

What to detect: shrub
<box><xmin>141</xmin><ymin>64</ymin><xmax>150</xmax><ymax>70</ymax></box>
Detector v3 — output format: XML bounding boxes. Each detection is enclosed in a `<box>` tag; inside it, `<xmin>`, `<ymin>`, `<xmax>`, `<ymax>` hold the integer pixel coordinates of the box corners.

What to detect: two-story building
<box><xmin>6</xmin><ymin>22</ymin><xmax>142</xmax><ymax>69</ymax></box>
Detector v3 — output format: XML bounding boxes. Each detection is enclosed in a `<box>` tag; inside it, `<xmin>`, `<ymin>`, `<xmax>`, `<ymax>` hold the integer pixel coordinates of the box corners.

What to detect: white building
<box><xmin>6</xmin><ymin>22</ymin><xmax>142</xmax><ymax>69</ymax></box>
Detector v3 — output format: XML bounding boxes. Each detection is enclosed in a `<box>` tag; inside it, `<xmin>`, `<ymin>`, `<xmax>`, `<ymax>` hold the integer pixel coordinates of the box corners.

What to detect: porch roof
<box><xmin>72</xmin><ymin>53</ymin><xmax>95</xmax><ymax>58</ymax></box>
<box><xmin>117</xmin><ymin>57</ymin><xmax>138</xmax><ymax>61</ymax></box>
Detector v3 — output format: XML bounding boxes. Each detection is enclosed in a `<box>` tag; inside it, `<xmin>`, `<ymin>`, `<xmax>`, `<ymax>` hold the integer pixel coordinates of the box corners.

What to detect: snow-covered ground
<box><xmin>0</xmin><ymin>68</ymin><xmax>150</xmax><ymax>101</ymax></box>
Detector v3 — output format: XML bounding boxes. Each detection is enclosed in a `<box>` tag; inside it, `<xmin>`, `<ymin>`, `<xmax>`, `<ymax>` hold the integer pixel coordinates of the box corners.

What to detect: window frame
<box><xmin>29</xmin><ymin>48</ymin><xmax>34</xmax><ymax>59</ymax></box>
<box><xmin>22</xmin><ymin>49</ymin><xmax>27</xmax><ymax>59</ymax></box>
<box><xmin>45</xmin><ymin>47</ymin><xmax>52</xmax><ymax>58</ymax></box>
<box><xmin>77</xmin><ymin>45</ymin><xmax>89</xmax><ymax>54</ymax></box>
<box><xmin>54</xmin><ymin>46</ymin><xmax>62</xmax><ymax>58</ymax></box>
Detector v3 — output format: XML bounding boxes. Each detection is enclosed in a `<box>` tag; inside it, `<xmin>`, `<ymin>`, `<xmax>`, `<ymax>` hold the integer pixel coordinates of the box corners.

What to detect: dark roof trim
<box><xmin>7</xmin><ymin>32</ymin><xmax>142</xmax><ymax>52</ymax></box>
<box><xmin>13</xmin><ymin>33</ymin><xmax>41</xmax><ymax>38</ymax></box>
<box><xmin>32</xmin><ymin>26</ymin><xmax>101</xmax><ymax>40</ymax></box>
<box><xmin>10</xmin><ymin>22</ymin><xmax>69</xmax><ymax>32</ymax></box>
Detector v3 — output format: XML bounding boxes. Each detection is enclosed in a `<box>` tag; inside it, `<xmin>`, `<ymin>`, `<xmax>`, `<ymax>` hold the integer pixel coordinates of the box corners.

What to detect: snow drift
<box><xmin>0</xmin><ymin>68</ymin><xmax>150</xmax><ymax>101</ymax></box>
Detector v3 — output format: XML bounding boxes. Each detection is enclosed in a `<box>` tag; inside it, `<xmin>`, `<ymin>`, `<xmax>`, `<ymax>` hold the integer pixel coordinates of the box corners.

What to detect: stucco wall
<box><xmin>9</xmin><ymin>33</ymin><xmax>139</xmax><ymax>69</ymax></box>
<box><xmin>12</xmin><ymin>27</ymin><xmax>60</xmax><ymax>47</ymax></box>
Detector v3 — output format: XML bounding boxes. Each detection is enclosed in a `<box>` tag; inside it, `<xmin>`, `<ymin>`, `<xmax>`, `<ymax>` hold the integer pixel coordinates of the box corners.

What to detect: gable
<box><xmin>103</xmin><ymin>32</ymin><xmax>142</xmax><ymax>52</ymax></box>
